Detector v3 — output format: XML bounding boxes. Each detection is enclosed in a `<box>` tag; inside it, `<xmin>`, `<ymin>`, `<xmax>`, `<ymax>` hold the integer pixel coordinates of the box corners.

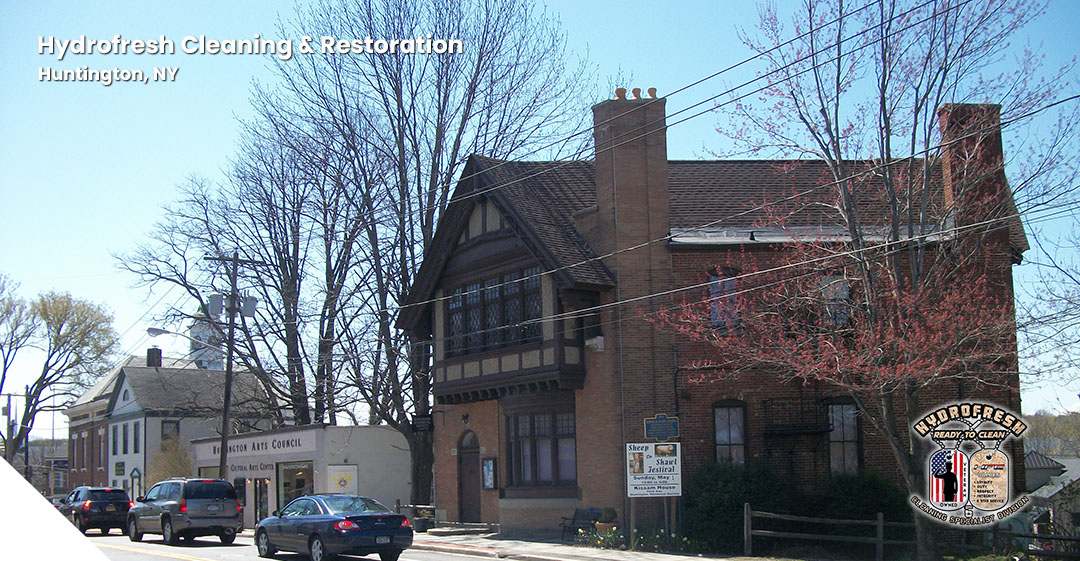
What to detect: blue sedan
<box><xmin>255</xmin><ymin>494</ymin><xmax>413</xmax><ymax>561</ymax></box>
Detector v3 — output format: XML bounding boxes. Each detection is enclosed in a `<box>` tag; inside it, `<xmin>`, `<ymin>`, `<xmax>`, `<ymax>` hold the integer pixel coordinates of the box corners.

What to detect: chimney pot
<box><xmin>615</xmin><ymin>87</ymin><xmax>627</xmax><ymax>100</ymax></box>
<box><xmin>647</xmin><ymin>87</ymin><xmax>657</xmax><ymax>99</ymax></box>
<box><xmin>632</xmin><ymin>87</ymin><xmax>641</xmax><ymax>100</ymax></box>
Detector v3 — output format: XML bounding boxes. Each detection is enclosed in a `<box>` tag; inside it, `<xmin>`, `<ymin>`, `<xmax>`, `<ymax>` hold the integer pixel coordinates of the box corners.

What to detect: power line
<box><xmin>310</xmin><ymin>0</ymin><xmax>952</xmax><ymax>237</ymax></box>
<box><xmin>327</xmin><ymin>186</ymin><xmax>1080</xmax><ymax>359</ymax></box>
<box><xmin>383</xmin><ymin>92</ymin><xmax>1079</xmax><ymax>319</ymax></box>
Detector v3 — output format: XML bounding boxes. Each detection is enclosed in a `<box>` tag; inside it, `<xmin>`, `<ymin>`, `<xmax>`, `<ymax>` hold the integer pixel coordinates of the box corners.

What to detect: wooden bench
<box><xmin>559</xmin><ymin>507</ymin><xmax>602</xmax><ymax>540</ymax></box>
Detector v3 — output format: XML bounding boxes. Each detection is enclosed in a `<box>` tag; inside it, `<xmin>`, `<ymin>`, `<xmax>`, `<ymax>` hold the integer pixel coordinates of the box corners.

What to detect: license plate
<box><xmin>376</xmin><ymin>536</ymin><xmax>390</xmax><ymax>545</ymax></box>
<box><xmin>207</xmin><ymin>504</ymin><xmax>222</xmax><ymax>512</ymax></box>
<box><xmin>105</xmin><ymin>505</ymin><xmax>115</xmax><ymax>512</ymax></box>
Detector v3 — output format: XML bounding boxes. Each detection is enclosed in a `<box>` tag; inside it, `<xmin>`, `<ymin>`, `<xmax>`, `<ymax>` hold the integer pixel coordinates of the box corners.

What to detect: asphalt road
<box><xmin>90</xmin><ymin>533</ymin><xmax>489</xmax><ymax>561</ymax></box>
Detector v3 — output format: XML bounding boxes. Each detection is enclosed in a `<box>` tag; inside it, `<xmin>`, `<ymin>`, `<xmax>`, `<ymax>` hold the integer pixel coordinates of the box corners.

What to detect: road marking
<box><xmin>96</xmin><ymin>542</ymin><xmax>221</xmax><ymax>561</ymax></box>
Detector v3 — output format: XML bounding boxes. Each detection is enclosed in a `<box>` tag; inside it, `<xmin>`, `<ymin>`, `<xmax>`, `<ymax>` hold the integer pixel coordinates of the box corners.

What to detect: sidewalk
<box><xmin>411</xmin><ymin>530</ymin><xmax>757</xmax><ymax>561</ymax></box>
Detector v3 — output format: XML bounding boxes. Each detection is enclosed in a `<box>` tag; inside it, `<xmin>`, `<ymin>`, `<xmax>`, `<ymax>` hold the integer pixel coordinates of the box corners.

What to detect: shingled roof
<box><xmin>398</xmin><ymin>153</ymin><xmax>1028</xmax><ymax>330</ymax></box>
<box><xmin>109</xmin><ymin>365</ymin><xmax>272</xmax><ymax>419</ymax></box>
<box><xmin>68</xmin><ymin>355</ymin><xmax>198</xmax><ymax>411</ymax></box>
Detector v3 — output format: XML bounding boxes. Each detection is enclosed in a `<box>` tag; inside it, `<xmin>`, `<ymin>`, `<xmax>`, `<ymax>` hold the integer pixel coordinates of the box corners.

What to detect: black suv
<box><xmin>127</xmin><ymin>478</ymin><xmax>242</xmax><ymax>545</ymax></box>
<box><xmin>60</xmin><ymin>486</ymin><xmax>132</xmax><ymax>534</ymax></box>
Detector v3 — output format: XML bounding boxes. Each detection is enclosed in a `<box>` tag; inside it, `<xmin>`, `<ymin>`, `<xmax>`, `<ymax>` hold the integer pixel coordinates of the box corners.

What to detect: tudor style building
<box><xmin>398</xmin><ymin>91</ymin><xmax>1027</xmax><ymax>534</ymax></box>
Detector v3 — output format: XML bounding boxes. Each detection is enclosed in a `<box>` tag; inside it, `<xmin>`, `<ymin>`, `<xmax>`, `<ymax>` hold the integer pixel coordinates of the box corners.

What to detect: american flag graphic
<box><xmin>930</xmin><ymin>449</ymin><xmax>966</xmax><ymax>505</ymax></box>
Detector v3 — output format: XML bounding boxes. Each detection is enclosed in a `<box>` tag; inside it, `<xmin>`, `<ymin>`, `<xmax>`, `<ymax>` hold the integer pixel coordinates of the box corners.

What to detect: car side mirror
<box><xmin>136</xmin><ymin>496</ymin><xmax>145</xmax><ymax>502</ymax></box>
<box><xmin>272</xmin><ymin>510</ymin><xmax>279</xmax><ymax>517</ymax></box>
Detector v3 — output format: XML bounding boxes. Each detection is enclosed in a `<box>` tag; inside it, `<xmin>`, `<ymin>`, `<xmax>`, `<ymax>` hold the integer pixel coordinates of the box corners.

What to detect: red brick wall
<box><xmin>432</xmin><ymin>400</ymin><xmax>501</xmax><ymax>523</ymax></box>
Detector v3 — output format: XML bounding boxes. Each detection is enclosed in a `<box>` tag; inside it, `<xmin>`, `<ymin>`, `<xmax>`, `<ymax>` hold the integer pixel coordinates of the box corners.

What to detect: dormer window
<box><xmin>122</xmin><ymin>389</ymin><xmax>129</xmax><ymax>401</ymax></box>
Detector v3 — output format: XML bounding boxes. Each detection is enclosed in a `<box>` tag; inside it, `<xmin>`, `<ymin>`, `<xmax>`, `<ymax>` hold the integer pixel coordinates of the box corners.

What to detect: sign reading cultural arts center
<box><xmin>909</xmin><ymin>401</ymin><xmax>1029</xmax><ymax>526</ymax></box>
<box><xmin>626</xmin><ymin>443</ymin><xmax>681</xmax><ymax>497</ymax></box>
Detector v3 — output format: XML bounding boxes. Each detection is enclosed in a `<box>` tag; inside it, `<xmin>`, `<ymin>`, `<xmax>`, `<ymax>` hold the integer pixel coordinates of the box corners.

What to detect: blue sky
<box><xmin>2</xmin><ymin>0</ymin><xmax>1078</xmax><ymax>437</ymax></box>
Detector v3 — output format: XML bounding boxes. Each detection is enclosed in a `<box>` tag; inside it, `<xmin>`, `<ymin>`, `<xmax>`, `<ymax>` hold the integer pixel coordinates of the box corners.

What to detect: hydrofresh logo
<box><xmin>909</xmin><ymin>401</ymin><xmax>1029</xmax><ymax>526</ymax></box>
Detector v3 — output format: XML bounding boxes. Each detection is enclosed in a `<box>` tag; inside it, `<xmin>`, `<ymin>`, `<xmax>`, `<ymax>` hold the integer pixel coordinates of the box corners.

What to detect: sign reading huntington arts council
<box><xmin>626</xmin><ymin>443</ymin><xmax>681</xmax><ymax>497</ymax></box>
<box><xmin>909</xmin><ymin>401</ymin><xmax>1030</xmax><ymax>526</ymax></box>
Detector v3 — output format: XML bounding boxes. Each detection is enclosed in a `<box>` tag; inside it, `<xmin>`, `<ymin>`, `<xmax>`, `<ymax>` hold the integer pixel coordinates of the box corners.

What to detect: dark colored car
<box><xmin>255</xmin><ymin>494</ymin><xmax>413</xmax><ymax>561</ymax></box>
<box><xmin>60</xmin><ymin>486</ymin><xmax>132</xmax><ymax>534</ymax></box>
<box><xmin>127</xmin><ymin>478</ymin><xmax>242</xmax><ymax>545</ymax></box>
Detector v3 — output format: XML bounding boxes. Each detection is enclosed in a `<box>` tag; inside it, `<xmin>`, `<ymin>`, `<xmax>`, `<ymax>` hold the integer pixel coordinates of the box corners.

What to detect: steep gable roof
<box><xmin>398</xmin><ymin>156</ymin><xmax>614</xmax><ymax>330</ymax></box>
<box><xmin>107</xmin><ymin>365</ymin><xmax>271</xmax><ymax>419</ymax></box>
<box><xmin>67</xmin><ymin>355</ymin><xmax>197</xmax><ymax>412</ymax></box>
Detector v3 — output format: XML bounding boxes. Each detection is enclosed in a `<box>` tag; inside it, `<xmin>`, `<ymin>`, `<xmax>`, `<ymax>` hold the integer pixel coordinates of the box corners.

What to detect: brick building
<box><xmin>398</xmin><ymin>91</ymin><xmax>1027</xmax><ymax>535</ymax></box>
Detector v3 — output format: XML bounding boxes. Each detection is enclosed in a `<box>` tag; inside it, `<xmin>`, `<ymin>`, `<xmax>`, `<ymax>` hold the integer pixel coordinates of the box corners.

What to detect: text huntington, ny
<box><xmin>38</xmin><ymin>34</ymin><xmax>464</xmax><ymax>62</ymax></box>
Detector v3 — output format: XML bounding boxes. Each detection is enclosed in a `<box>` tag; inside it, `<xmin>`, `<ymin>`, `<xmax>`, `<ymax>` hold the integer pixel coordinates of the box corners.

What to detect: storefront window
<box><xmin>277</xmin><ymin>460</ymin><xmax>314</xmax><ymax>508</ymax></box>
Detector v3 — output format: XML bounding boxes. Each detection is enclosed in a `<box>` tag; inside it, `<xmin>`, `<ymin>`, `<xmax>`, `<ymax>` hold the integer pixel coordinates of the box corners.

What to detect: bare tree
<box><xmin>1</xmin><ymin>288</ymin><xmax>117</xmax><ymax>464</ymax></box>
<box><xmin>247</xmin><ymin>0</ymin><xmax>594</xmax><ymax>504</ymax></box>
<box><xmin>118</xmin><ymin>122</ymin><xmax>371</xmax><ymax>429</ymax></box>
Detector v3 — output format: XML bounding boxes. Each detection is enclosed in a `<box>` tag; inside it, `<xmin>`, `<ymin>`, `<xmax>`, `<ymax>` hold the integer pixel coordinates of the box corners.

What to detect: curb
<box><xmin>411</xmin><ymin>542</ymin><xmax>503</xmax><ymax>558</ymax></box>
<box><xmin>411</xmin><ymin>541</ymin><xmax>629</xmax><ymax>561</ymax></box>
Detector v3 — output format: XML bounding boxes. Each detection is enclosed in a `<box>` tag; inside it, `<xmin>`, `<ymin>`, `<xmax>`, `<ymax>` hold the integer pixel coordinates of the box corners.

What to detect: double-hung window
<box><xmin>829</xmin><ymin>403</ymin><xmax>859</xmax><ymax>475</ymax></box>
<box><xmin>821</xmin><ymin>276</ymin><xmax>851</xmax><ymax>326</ymax></box>
<box><xmin>709</xmin><ymin>269</ymin><xmax>739</xmax><ymax>329</ymax></box>
<box><xmin>714</xmin><ymin>403</ymin><xmax>746</xmax><ymax>466</ymax></box>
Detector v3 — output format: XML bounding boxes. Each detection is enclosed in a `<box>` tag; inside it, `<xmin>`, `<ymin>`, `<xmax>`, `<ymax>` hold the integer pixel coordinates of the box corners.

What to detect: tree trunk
<box><xmin>407</xmin><ymin>429</ymin><xmax>434</xmax><ymax>505</ymax></box>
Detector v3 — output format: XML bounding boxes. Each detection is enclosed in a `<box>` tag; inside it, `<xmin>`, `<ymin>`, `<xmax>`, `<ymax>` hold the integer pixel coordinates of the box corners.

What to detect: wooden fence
<box><xmin>996</xmin><ymin>530</ymin><xmax>1080</xmax><ymax>560</ymax></box>
<box><xmin>744</xmin><ymin>503</ymin><xmax>916</xmax><ymax>561</ymax></box>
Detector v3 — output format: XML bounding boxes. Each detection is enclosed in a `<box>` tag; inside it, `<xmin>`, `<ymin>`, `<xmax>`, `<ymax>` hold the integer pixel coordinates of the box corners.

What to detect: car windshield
<box><xmin>321</xmin><ymin>496</ymin><xmax>392</xmax><ymax>515</ymax></box>
<box><xmin>183</xmin><ymin>481</ymin><xmax>237</xmax><ymax>500</ymax></box>
<box><xmin>89</xmin><ymin>490</ymin><xmax>130</xmax><ymax>501</ymax></box>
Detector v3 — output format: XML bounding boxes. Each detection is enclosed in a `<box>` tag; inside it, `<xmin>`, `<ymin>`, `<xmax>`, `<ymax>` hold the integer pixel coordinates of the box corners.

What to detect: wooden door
<box><xmin>458</xmin><ymin>432</ymin><xmax>482</xmax><ymax>522</ymax></box>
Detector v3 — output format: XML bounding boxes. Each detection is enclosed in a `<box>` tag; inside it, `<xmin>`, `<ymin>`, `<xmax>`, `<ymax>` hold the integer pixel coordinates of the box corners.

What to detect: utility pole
<box><xmin>204</xmin><ymin>251</ymin><xmax>263</xmax><ymax>479</ymax></box>
<box><xmin>24</xmin><ymin>386</ymin><xmax>30</xmax><ymax>481</ymax></box>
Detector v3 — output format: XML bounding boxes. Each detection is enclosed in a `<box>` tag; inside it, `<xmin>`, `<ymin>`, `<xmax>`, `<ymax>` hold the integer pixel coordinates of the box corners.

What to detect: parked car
<box><xmin>60</xmin><ymin>486</ymin><xmax>132</xmax><ymax>535</ymax></box>
<box><xmin>127</xmin><ymin>478</ymin><xmax>242</xmax><ymax>545</ymax></box>
<box><xmin>255</xmin><ymin>494</ymin><xmax>412</xmax><ymax>561</ymax></box>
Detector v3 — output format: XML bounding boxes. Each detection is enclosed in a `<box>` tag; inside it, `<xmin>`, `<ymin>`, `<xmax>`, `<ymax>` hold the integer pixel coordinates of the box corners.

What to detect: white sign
<box><xmin>626</xmin><ymin>442</ymin><xmax>681</xmax><ymax>497</ymax></box>
<box><xmin>327</xmin><ymin>464</ymin><xmax>359</xmax><ymax>494</ymax></box>
<box><xmin>194</xmin><ymin>430</ymin><xmax>317</xmax><ymax>462</ymax></box>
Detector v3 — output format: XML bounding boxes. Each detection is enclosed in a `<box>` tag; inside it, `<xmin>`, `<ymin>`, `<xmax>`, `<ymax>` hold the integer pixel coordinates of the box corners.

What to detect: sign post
<box><xmin>627</xmin><ymin>442</ymin><xmax>682</xmax><ymax>549</ymax></box>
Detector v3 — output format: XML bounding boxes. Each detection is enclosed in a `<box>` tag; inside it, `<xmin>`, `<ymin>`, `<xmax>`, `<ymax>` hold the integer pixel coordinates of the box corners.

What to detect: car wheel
<box><xmin>309</xmin><ymin>535</ymin><xmax>335</xmax><ymax>561</ymax></box>
<box><xmin>162</xmin><ymin>518</ymin><xmax>179</xmax><ymax>545</ymax></box>
<box><xmin>379</xmin><ymin>551</ymin><xmax>402</xmax><ymax>561</ymax></box>
<box><xmin>128</xmin><ymin>518</ymin><xmax>142</xmax><ymax>542</ymax></box>
<box><xmin>256</xmin><ymin>529</ymin><xmax>276</xmax><ymax>558</ymax></box>
<box><xmin>219</xmin><ymin>532</ymin><xmax>236</xmax><ymax>545</ymax></box>
<box><xmin>72</xmin><ymin>514</ymin><xmax>86</xmax><ymax>534</ymax></box>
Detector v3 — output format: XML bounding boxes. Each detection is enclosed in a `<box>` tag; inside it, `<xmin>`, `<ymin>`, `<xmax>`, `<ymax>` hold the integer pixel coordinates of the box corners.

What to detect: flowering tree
<box><xmin>655</xmin><ymin>1</ymin><xmax>1076</xmax><ymax>559</ymax></box>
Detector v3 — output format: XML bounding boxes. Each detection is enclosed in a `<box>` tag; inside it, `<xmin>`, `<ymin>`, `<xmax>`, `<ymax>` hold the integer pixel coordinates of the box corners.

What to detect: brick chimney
<box><xmin>591</xmin><ymin>87</ymin><xmax>670</xmax><ymax>261</ymax></box>
<box><xmin>146</xmin><ymin>347</ymin><xmax>162</xmax><ymax>368</ymax></box>
<box><xmin>588</xmin><ymin>87</ymin><xmax>676</xmax><ymax>474</ymax></box>
<box><xmin>937</xmin><ymin>103</ymin><xmax>1007</xmax><ymax>230</ymax></box>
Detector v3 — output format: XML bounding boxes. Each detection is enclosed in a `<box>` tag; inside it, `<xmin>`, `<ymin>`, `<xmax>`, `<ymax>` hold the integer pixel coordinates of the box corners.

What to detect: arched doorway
<box><xmin>458</xmin><ymin>431</ymin><xmax>481</xmax><ymax>522</ymax></box>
